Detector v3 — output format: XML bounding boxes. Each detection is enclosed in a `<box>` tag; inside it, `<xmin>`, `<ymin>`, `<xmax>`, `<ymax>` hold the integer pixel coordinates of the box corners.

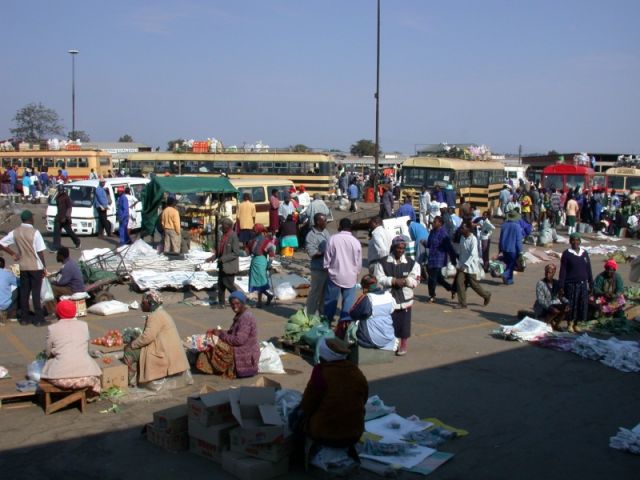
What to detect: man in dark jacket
<box><xmin>50</xmin><ymin>186</ymin><xmax>81</xmax><ymax>252</ymax></box>
<box><xmin>208</xmin><ymin>217</ymin><xmax>240</xmax><ymax>307</ymax></box>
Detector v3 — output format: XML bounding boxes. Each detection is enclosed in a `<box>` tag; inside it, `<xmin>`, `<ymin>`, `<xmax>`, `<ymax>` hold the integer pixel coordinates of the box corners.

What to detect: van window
<box><xmin>237</xmin><ymin>186</ymin><xmax>265</xmax><ymax>203</ymax></box>
<box><xmin>268</xmin><ymin>185</ymin><xmax>291</xmax><ymax>200</ymax></box>
<box><xmin>130</xmin><ymin>183</ymin><xmax>146</xmax><ymax>198</ymax></box>
<box><xmin>49</xmin><ymin>185</ymin><xmax>95</xmax><ymax>207</ymax></box>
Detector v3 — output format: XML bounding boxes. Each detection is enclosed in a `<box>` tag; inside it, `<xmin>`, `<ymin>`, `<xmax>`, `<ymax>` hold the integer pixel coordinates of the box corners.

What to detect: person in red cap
<box><xmin>593</xmin><ymin>258</ymin><xmax>625</xmax><ymax>317</ymax></box>
<box><xmin>297</xmin><ymin>184</ymin><xmax>311</xmax><ymax>210</ymax></box>
<box><xmin>40</xmin><ymin>300</ymin><xmax>102</xmax><ymax>394</ymax></box>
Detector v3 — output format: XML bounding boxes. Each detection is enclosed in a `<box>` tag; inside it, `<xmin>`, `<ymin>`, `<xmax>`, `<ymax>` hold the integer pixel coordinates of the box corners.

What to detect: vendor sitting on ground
<box><xmin>297</xmin><ymin>337</ymin><xmax>368</xmax><ymax>459</ymax></box>
<box><xmin>195</xmin><ymin>291</ymin><xmax>259</xmax><ymax>379</ymax></box>
<box><xmin>533</xmin><ymin>264</ymin><xmax>568</xmax><ymax>330</ymax></box>
<box><xmin>123</xmin><ymin>291</ymin><xmax>189</xmax><ymax>387</ymax></box>
<box><xmin>592</xmin><ymin>259</ymin><xmax>625</xmax><ymax>317</ymax></box>
<box><xmin>348</xmin><ymin>274</ymin><xmax>396</xmax><ymax>351</ymax></box>
<box><xmin>40</xmin><ymin>300</ymin><xmax>101</xmax><ymax>395</ymax></box>
<box><xmin>50</xmin><ymin>247</ymin><xmax>85</xmax><ymax>298</ymax></box>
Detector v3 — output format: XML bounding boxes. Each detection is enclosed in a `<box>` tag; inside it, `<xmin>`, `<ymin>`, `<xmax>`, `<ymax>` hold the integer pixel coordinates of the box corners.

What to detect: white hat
<box><xmin>439</xmin><ymin>202</ymin><xmax>448</xmax><ymax>209</ymax></box>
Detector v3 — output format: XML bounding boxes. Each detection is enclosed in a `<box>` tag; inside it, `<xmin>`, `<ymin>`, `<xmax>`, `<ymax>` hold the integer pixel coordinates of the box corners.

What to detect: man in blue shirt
<box><xmin>94</xmin><ymin>179</ymin><xmax>112</xmax><ymax>237</ymax></box>
<box><xmin>348</xmin><ymin>181</ymin><xmax>359</xmax><ymax>212</ymax></box>
<box><xmin>426</xmin><ymin>216</ymin><xmax>456</xmax><ymax>302</ymax></box>
<box><xmin>0</xmin><ymin>257</ymin><xmax>18</xmax><ymax>325</ymax></box>
<box><xmin>50</xmin><ymin>247</ymin><xmax>85</xmax><ymax>299</ymax></box>
<box><xmin>498</xmin><ymin>210</ymin><xmax>524</xmax><ymax>285</ymax></box>
<box><xmin>396</xmin><ymin>197</ymin><xmax>416</xmax><ymax>222</ymax></box>
<box><xmin>8</xmin><ymin>166</ymin><xmax>17</xmax><ymax>193</ymax></box>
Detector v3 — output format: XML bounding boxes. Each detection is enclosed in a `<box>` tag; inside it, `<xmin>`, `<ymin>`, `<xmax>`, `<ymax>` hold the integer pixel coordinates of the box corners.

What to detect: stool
<box><xmin>38</xmin><ymin>380</ymin><xmax>87</xmax><ymax>415</ymax></box>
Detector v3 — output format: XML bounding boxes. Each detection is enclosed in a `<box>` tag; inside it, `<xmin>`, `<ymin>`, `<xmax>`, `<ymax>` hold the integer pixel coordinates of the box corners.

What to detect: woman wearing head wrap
<box><xmin>40</xmin><ymin>300</ymin><xmax>102</xmax><ymax>394</ymax></box>
<box><xmin>533</xmin><ymin>264</ymin><xmax>568</xmax><ymax>330</ymax></box>
<box><xmin>558</xmin><ymin>233</ymin><xmax>593</xmax><ymax>332</ymax></box>
<box><xmin>349</xmin><ymin>274</ymin><xmax>396</xmax><ymax>351</ymax></box>
<box><xmin>373</xmin><ymin>235</ymin><xmax>421</xmax><ymax>356</ymax></box>
<box><xmin>123</xmin><ymin>291</ymin><xmax>189</xmax><ymax>386</ymax></box>
<box><xmin>298</xmin><ymin>337</ymin><xmax>368</xmax><ymax>457</ymax></box>
<box><xmin>246</xmin><ymin>224</ymin><xmax>276</xmax><ymax>307</ymax></box>
<box><xmin>195</xmin><ymin>291</ymin><xmax>259</xmax><ymax>379</ymax></box>
<box><xmin>592</xmin><ymin>259</ymin><xmax>625</xmax><ymax>316</ymax></box>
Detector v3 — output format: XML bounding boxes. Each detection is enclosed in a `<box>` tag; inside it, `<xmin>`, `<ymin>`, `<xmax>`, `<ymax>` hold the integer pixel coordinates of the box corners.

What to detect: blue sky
<box><xmin>2</xmin><ymin>0</ymin><xmax>639</xmax><ymax>154</ymax></box>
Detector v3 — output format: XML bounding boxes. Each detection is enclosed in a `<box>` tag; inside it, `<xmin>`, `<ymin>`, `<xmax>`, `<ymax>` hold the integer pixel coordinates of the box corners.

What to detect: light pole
<box><xmin>68</xmin><ymin>49</ymin><xmax>79</xmax><ymax>139</ymax></box>
<box><xmin>373</xmin><ymin>0</ymin><xmax>381</xmax><ymax>202</ymax></box>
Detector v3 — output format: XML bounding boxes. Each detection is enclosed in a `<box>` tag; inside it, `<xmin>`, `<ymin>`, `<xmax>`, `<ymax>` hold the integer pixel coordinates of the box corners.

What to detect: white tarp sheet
<box><xmin>130</xmin><ymin>270</ymin><xmax>217</xmax><ymax>291</ymax></box>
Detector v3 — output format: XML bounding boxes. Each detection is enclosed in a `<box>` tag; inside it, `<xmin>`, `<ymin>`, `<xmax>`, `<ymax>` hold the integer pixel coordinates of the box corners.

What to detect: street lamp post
<box><xmin>68</xmin><ymin>49</ymin><xmax>79</xmax><ymax>139</ymax></box>
<box><xmin>373</xmin><ymin>0</ymin><xmax>381</xmax><ymax>202</ymax></box>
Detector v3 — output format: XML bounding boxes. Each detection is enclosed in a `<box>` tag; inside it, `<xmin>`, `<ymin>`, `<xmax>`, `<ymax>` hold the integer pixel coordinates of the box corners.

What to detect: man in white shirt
<box><xmin>0</xmin><ymin>210</ymin><xmax>48</xmax><ymax>326</ymax></box>
<box><xmin>454</xmin><ymin>223</ymin><xmax>491</xmax><ymax>310</ymax></box>
<box><xmin>367</xmin><ymin>216</ymin><xmax>391</xmax><ymax>274</ymax></box>
<box><xmin>296</xmin><ymin>185</ymin><xmax>311</xmax><ymax>211</ymax></box>
<box><xmin>419</xmin><ymin>185</ymin><xmax>431</xmax><ymax>228</ymax></box>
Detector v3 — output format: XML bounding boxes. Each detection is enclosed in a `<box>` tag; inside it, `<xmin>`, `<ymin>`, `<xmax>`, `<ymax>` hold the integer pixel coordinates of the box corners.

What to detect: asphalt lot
<box><xmin>0</xmin><ymin>201</ymin><xmax>638</xmax><ymax>480</ymax></box>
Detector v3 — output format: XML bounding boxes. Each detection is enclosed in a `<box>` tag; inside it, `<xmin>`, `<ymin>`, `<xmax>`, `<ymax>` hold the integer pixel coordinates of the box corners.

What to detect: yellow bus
<box><xmin>604</xmin><ymin>167</ymin><xmax>640</xmax><ymax>193</ymax></box>
<box><xmin>401</xmin><ymin>157</ymin><xmax>505</xmax><ymax>211</ymax></box>
<box><xmin>124</xmin><ymin>151</ymin><xmax>335</xmax><ymax>197</ymax></box>
<box><xmin>0</xmin><ymin>149</ymin><xmax>113</xmax><ymax>179</ymax></box>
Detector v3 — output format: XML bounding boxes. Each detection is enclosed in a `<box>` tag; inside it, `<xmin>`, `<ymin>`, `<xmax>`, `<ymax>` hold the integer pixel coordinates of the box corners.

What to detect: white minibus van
<box><xmin>46</xmin><ymin>177</ymin><xmax>150</xmax><ymax>235</ymax></box>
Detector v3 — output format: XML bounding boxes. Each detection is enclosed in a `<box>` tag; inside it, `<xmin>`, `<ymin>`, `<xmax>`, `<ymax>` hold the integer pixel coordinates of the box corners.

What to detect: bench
<box><xmin>38</xmin><ymin>380</ymin><xmax>87</xmax><ymax>415</ymax></box>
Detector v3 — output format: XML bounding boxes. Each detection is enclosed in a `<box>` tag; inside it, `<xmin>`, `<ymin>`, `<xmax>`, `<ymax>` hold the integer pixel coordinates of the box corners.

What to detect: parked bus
<box><xmin>604</xmin><ymin>167</ymin><xmax>640</xmax><ymax>193</ymax></box>
<box><xmin>0</xmin><ymin>149</ymin><xmax>113</xmax><ymax>180</ymax></box>
<box><xmin>400</xmin><ymin>157</ymin><xmax>505</xmax><ymax>211</ymax></box>
<box><xmin>123</xmin><ymin>151</ymin><xmax>336</xmax><ymax>198</ymax></box>
<box><xmin>542</xmin><ymin>164</ymin><xmax>597</xmax><ymax>193</ymax></box>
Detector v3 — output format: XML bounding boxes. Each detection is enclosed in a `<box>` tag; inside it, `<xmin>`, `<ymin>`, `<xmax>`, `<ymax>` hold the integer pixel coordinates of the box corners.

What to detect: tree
<box><xmin>350</xmin><ymin>139</ymin><xmax>378</xmax><ymax>157</ymax></box>
<box><xmin>290</xmin><ymin>144</ymin><xmax>310</xmax><ymax>152</ymax></box>
<box><xmin>119</xmin><ymin>134</ymin><xmax>134</xmax><ymax>142</ymax></box>
<box><xmin>68</xmin><ymin>130</ymin><xmax>90</xmax><ymax>142</ymax></box>
<box><xmin>167</xmin><ymin>138</ymin><xmax>185</xmax><ymax>151</ymax></box>
<box><xmin>10</xmin><ymin>102</ymin><xmax>64</xmax><ymax>142</ymax></box>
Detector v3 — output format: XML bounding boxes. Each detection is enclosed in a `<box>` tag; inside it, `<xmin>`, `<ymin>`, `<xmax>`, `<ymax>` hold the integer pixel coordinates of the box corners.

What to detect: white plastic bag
<box><xmin>274</xmin><ymin>282</ymin><xmax>297</xmax><ymax>301</ymax></box>
<box><xmin>27</xmin><ymin>359</ymin><xmax>45</xmax><ymax>382</ymax></box>
<box><xmin>87</xmin><ymin>300</ymin><xmax>131</xmax><ymax>316</ymax></box>
<box><xmin>41</xmin><ymin>278</ymin><xmax>54</xmax><ymax>302</ymax></box>
<box><xmin>441</xmin><ymin>262</ymin><xmax>456</xmax><ymax>278</ymax></box>
<box><xmin>258</xmin><ymin>342</ymin><xmax>286</xmax><ymax>374</ymax></box>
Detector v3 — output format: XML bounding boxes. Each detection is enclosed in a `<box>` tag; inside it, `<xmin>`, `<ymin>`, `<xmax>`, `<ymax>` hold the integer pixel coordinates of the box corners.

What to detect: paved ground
<box><xmin>0</xmin><ymin>201</ymin><xmax>639</xmax><ymax>479</ymax></box>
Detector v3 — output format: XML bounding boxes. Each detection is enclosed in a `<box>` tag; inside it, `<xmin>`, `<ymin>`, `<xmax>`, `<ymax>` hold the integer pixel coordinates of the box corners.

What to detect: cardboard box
<box><xmin>228</xmin><ymin>386</ymin><xmax>286</xmax><ymax>445</ymax></box>
<box><xmin>188</xmin><ymin>418</ymin><xmax>236</xmax><ymax>447</ymax></box>
<box><xmin>101</xmin><ymin>363</ymin><xmax>128</xmax><ymax>391</ymax></box>
<box><xmin>230</xmin><ymin>427</ymin><xmax>292</xmax><ymax>462</ymax></box>
<box><xmin>187</xmin><ymin>389</ymin><xmax>236</xmax><ymax>426</ymax></box>
<box><xmin>189</xmin><ymin>437</ymin><xmax>226</xmax><ymax>463</ymax></box>
<box><xmin>222</xmin><ymin>450</ymin><xmax>289</xmax><ymax>480</ymax></box>
<box><xmin>73</xmin><ymin>298</ymin><xmax>87</xmax><ymax>317</ymax></box>
<box><xmin>146</xmin><ymin>423</ymin><xmax>188</xmax><ymax>452</ymax></box>
<box><xmin>153</xmin><ymin>404</ymin><xmax>188</xmax><ymax>434</ymax></box>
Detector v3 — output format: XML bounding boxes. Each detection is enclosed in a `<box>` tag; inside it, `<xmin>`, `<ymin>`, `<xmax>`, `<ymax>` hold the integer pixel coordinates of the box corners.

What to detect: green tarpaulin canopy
<box><xmin>141</xmin><ymin>176</ymin><xmax>238</xmax><ymax>234</ymax></box>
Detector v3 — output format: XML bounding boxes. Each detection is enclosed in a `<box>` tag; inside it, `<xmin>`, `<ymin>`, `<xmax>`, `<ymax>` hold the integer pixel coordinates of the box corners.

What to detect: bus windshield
<box><xmin>402</xmin><ymin>167</ymin><xmax>453</xmax><ymax>187</ymax></box>
<box><xmin>48</xmin><ymin>185</ymin><xmax>96</xmax><ymax>207</ymax></box>
<box><xmin>607</xmin><ymin>176</ymin><xmax>625</xmax><ymax>190</ymax></box>
<box><xmin>627</xmin><ymin>177</ymin><xmax>640</xmax><ymax>191</ymax></box>
<box><xmin>543</xmin><ymin>175</ymin><xmax>564</xmax><ymax>191</ymax></box>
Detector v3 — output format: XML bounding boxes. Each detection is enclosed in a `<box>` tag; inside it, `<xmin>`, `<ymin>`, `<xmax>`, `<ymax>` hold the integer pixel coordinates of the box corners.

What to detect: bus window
<box><xmin>99</xmin><ymin>157</ymin><xmax>110</xmax><ymax>167</ymax></box>
<box><xmin>543</xmin><ymin>175</ymin><xmax>564</xmax><ymax>191</ymax></box>
<box><xmin>566</xmin><ymin>175</ymin><xmax>586</xmax><ymax>190</ymax></box>
<box><xmin>607</xmin><ymin>176</ymin><xmax>625</xmax><ymax>190</ymax></box>
<box><xmin>490</xmin><ymin>170</ymin><xmax>504</xmax><ymax>184</ymax></box>
<box><xmin>593</xmin><ymin>175</ymin><xmax>606</xmax><ymax>189</ymax></box>
<box><xmin>457</xmin><ymin>171</ymin><xmax>471</xmax><ymax>188</ymax></box>
<box><xmin>402</xmin><ymin>167</ymin><xmax>427</xmax><ymax>186</ymax></box>
<box><xmin>627</xmin><ymin>177</ymin><xmax>640</xmax><ymax>191</ymax></box>
<box><xmin>78</xmin><ymin>157</ymin><xmax>88</xmax><ymax>168</ymax></box>
<box><xmin>67</xmin><ymin>157</ymin><xmax>79</xmax><ymax>168</ymax></box>
<box><xmin>471</xmin><ymin>171</ymin><xmax>489</xmax><ymax>186</ymax></box>
<box><xmin>56</xmin><ymin>159</ymin><xmax>66</xmax><ymax>168</ymax></box>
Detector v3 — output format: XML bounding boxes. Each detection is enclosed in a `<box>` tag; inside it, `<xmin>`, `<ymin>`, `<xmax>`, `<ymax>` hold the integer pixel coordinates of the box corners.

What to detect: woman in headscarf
<box><xmin>349</xmin><ymin>274</ymin><xmax>397</xmax><ymax>351</ymax></box>
<box><xmin>247</xmin><ymin>224</ymin><xmax>276</xmax><ymax>308</ymax></box>
<box><xmin>533</xmin><ymin>264</ymin><xmax>568</xmax><ymax>330</ymax></box>
<box><xmin>373</xmin><ymin>235</ymin><xmax>420</xmax><ymax>356</ymax></box>
<box><xmin>558</xmin><ymin>233</ymin><xmax>593</xmax><ymax>332</ymax></box>
<box><xmin>195</xmin><ymin>291</ymin><xmax>259</xmax><ymax>379</ymax></box>
<box><xmin>123</xmin><ymin>290</ymin><xmax>189</xmax><ymax>386</ymax></box>
<box><xmin>592</xmin><ymin>259</ymin><xmax>625</xmax><ymax>316</ymax></box>
<box><xmin>40</xmin><ymin>300</ymin><xmax>102</xmax><ymax>395</ymax></box>
<box><xmin>298</xmin><ymin>337</ymin><xmax>368</xmax><ymax>459</ymax></box>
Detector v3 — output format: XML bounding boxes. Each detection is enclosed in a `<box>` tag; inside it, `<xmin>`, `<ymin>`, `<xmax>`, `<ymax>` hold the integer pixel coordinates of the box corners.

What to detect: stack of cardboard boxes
<box><xmin>148</xmin><ymin>378</ymin><xmax>291</xmax><ymax>480</ymax></box>
<box><xmin>146</xmin><ymin>405</ymin><xmax>189</xmax><ymax>452</ymax></box>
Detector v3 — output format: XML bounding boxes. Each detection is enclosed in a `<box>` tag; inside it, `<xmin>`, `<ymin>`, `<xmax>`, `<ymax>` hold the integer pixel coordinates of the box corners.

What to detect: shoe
<box><xmin>265</xmin><ymin>294</ymin><xmax>273</xmax><ymax>307</ymax></box>
<box><xmin>484</xmin><ymin>295</ymin><xmax>491</xmax><ymax>306</ymax></box>
<box><xmin>453</xmin><ymin>305</ymin><xmax>467</xmax><ymax>309</ymax></box>
<box><xmin>428</xmin><ymin>296</ymin><xmax>435</xmax><ymax>303</ymax></box>
<box><xmin>396</xmin><ymin>349</ymin><xmax>407</xmax><ymax>356</ymax></box>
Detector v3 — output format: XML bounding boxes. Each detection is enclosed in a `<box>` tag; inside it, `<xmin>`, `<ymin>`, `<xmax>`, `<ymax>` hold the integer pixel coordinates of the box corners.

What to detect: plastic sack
<box><xmin>302</xmin><ymin>324</ymin><xmax>335</xmax><ymax>348</ymax></box>
<box><xmin>141</xmin><ymin>370</ymin><xmax>193</xmax><ymax>392</ymax></box>
<box><xmin>441</xmin><ymin>262</ymin><xmax>456</xmax><ymax>278</ymax></box>
<box><xmin>0</xmin><ymin>366</ymin><xmax>9</xmax><ymax>379</ymax></box>
<box><xmin>41</xmin><ymin>278</ymin><xmax>54</xmax><ymax>302</ymax></box>
<box><xmin>274</xmin><ymin>282</ymin><xmax>297</xmax><ymax>301</ymax></box>
<box><xmin>27</xmin><ymin>359</ymin><xmax>45</xmax><ymax>382</ymax></box>
<box><xmin>87</xmin><ymin>300</ymin><xmax>131</xmax><ymax>316</ymax></box>
<box><xmin>258</xmin><ymin>342</ymin><xmax>286</xmax><ymax>374</ymax></box>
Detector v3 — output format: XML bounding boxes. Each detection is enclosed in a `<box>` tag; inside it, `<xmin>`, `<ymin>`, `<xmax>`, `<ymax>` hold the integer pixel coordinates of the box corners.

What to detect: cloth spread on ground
<box><xmin>493</xmin><ymin>317</ymin><xmax>553</xmax><ymax>342</ymax></box>
<box><xmin>609</xmin><ymin>422</ymin><xmax>640</xmax><ymax>454</ymax></box>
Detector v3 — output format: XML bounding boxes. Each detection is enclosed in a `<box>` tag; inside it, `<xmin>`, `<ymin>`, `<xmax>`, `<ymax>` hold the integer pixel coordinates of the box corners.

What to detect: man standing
<box><xmin>306</xmin><ymin>193</ymin><xmax>330</xmax><ymax>228</ymax></box>
<box><xmin>499</xmin><ymin>184</ymin><xmax>511</xmax><ymax>217</ymax></box>
<box><xmin>8</xmin><ymin>166</ymin><xmax>17</xmax><ymax>193</ymax></box>
<box><xmin>396</xmin><ymin>197</ymin><xmax>416</xmax><ymax>222</ymax></box>
<box><xmin>117</xmin><ymin>187</ymin><xmax>130</xmax><ymax>246</ymax></box>
<box><xmin>296</xmin><ymin>185</ymin><xmax>311</xmax><ymax>211</ymax></box>
<box><xmin>367</xmin><ymin>216</ymin><xmax>390</xmax><ymax>274</ymax></box>
<box><xmin>380</xmin><ymin>185</ymin><xmax>394</xmax><ymax>219</ymax></box>
<box><xmin>0</xmin><ymin>210</ymin><xmax>48</xmax><ymax>326</ymax></box>
<box><xmin>160</xmin><ymin>197</ymin><xmax>181</xmax><ymax>254</ymax></box>
<box><xmin>425</xmin><ymin>216</ymin><xmax>457</xmax><ymax>302</ymax></box>
<box><xmin>268</xmin><ymin>189</ymin><xmax>281</xmax><ymax>234</ymax></box>
<box><xmin>89</xmin><ymin>168</ymin><xmax>98</xmax><ymax>180</ymax></box>
<box><xmin>237</xmin><ymin>193</ymin><xmax>256</xmax><ymax>244</ymax></box>
<box><xmin>348</xmin><ymin>181</ymin><xmax>359</xmax><ymax>212</ymax></box>
<box><xmin>550</xmin><ymin>188</ymin><xmax>562</xmax><ymax>227</ymax></box>
<box><xmin>419</xmin><ymin>185</ymin><xmax>431</xmax><ymax>227</ymax></box>
<box><xmin>49</xmin><ymin>247</ymin><xmax>85</xmax><ymax>299</ymax></box>
<box><xmin>454</xmin><ymin>224</ymin><xmax>491</xmax><ymax>309</ymax></box>
<box><xmin>94</xmin><ymin>179</ymin><xmax>112</xmax><ymax>237</ymax></box>
<box><xmin>499</xmin><ymin>210</ymin><xmax>524</xmax><ymax>285</ymax></box>
<box><xmin>50</xmin><ymin>185</ymin><xmax>81</xmax><ymax>251</ymax></box>
<box><xmin>374</xmin><ymin>236</ymin><xmax>420</xmax><ymax>356</ymax></box>
<box><xmin>339</xmin><ymin>172</ymin><xmax>349</xmax><ymax>199</ymax></box>
<box><xmin>324</xmin><ymin>218</ymin><xmax>362</xmax><ymax>325</ymax></box>
<box><xmin>278</xmin><ymin>194</ymin><xmax>295</xmax><ymax>223</ymax></box>
<box><xmin>213</xmin><ymin>217</ymin><xmax>240</xmax><ymax>308</ymax></box>
<box><xmin>305</xmin><ymin>213</ymin><xmax>331</xmax><ymax>316</ymax></box>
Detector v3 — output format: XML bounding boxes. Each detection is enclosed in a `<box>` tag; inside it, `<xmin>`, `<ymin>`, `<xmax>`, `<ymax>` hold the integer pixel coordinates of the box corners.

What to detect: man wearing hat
<box><xmin>94</xmin><ymin>179</ymin><xmax>112</xmax><ymax>237</ymax></box>
<box><xmin>0</xmin><ymin>210</ymin><xmax>48</xmax><ymax>326</ymax></box>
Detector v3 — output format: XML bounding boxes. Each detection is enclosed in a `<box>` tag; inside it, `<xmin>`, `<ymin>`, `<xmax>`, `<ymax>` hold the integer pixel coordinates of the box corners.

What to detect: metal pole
<box><xmin>373</xmin><ymin>0</ymin><xmax>381</xmax><ymax>202</ymax></box>
<box><xmin>69</xmin><ymin>50</ymin><xmax>79</xmax><ymax>139</ymax></box>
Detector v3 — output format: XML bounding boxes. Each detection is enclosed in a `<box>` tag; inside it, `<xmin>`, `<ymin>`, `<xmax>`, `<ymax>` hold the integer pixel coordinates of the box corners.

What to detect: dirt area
<box><xmin>0</xmin><ymin>201</ymin><xmax>638</xmax><ymax>479</ymax></box>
